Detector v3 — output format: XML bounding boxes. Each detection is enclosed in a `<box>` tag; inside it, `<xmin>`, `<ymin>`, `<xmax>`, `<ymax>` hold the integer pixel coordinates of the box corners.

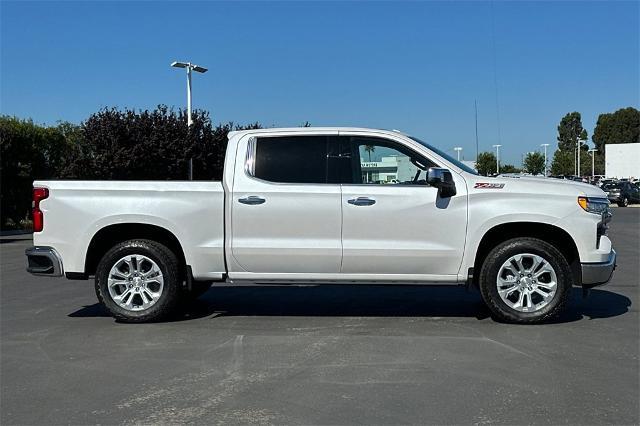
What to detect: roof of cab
<box><xmin>227</xmin><ymin>127</ymin><xmax>408</xmax><ymax>139</ymax></box>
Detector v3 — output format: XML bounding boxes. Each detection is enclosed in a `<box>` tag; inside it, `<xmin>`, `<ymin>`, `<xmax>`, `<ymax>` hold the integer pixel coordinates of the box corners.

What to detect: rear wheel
<box><xmin>479</xmin><ymin>238</ymin><xmax>573</xmax><ymax>324</ymax></box>
<box><xmin>618</xmin><ymin>197</ymin><xmax>629</xmax><ymax>207</ymax></box>
<box><xmin>95</xmin><ymin>239</ymin><xmax>181</xmax><ymax>322</ymax></box>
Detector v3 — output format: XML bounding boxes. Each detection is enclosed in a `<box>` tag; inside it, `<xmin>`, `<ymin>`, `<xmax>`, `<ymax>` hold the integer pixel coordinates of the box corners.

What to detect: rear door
<box><xmin>339</xmin><ymin>134</ymin><xmax>468</xmax><ymax>278</ymax></box>
<box><xmin>230</xmin><ymin>133</ymin><xmax>343</xmax><ymax>274</ymax></box>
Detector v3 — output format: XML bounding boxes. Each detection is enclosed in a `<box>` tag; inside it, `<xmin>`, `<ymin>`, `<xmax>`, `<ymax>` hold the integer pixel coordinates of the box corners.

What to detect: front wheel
<box><xmin>479</xmin><ymin>238</ymin><xmax>573</xmax><ymax>324</ymax></box>
<box><xmin>95</xmin><ymin>239</ymin><xmax>182</xmax><ymax>323</ymax></box>
<box><xmin>618</xmin><ymin>197</ymin><xmax>629</xmax><ymax>207</ymax></box>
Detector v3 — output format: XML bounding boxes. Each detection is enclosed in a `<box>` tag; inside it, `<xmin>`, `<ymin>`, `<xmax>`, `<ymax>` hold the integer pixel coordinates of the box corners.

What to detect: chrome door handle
<box><xmin>348</xmin><ymin>197</ymin><xmax>376</xmax><ymax>206</ymax></box>
<box><xmin>238</xmin><ymin>196</ymin><xmax>266</xmax><ymax>205</ymax></box>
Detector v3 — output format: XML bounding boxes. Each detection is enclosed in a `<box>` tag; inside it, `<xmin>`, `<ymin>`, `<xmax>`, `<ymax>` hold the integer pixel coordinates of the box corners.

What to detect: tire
<box><xmin>478</xmin><ymin>238</ymin><xmax>573</xmax><ymax>324</ymax></box>
<box><xmin>95</xmin><ymin>239</ymin><xmax>181</xmax><ymax>323</ymax></box>
<box><xmin>618</xmin><ymin>197</ymin><xmax>629</xmax><ymax>207</ymax></box>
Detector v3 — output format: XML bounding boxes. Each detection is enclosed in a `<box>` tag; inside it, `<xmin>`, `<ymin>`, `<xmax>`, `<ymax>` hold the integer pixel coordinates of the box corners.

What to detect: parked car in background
<box><xmin>603</xmin><ymin>181</ymin><xmax>640</xmax><ymax>207</ymax></box>
<box><xmin>598</xmin><ymin>178</ymin><xmax>616</xmax><ymax>188</ymax></box>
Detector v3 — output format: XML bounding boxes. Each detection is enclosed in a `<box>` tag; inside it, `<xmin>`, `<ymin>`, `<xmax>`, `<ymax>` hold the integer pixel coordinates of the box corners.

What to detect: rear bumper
<box><xmin>25</xmin><ymin>246</ymin><xmax>63</xmax><ymax>277</ymax></box>
<box><xmin>581</xmin><ymin>249</ymin><xmax>616</xmax><ymax>288</ymax></box>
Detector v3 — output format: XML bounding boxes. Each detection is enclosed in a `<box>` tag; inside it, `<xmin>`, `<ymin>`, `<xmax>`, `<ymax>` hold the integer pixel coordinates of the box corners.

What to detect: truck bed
<box><xmin>32</xmin><ymin>180</ymin><xmax>226</xmax><ymax>280</ymax></box>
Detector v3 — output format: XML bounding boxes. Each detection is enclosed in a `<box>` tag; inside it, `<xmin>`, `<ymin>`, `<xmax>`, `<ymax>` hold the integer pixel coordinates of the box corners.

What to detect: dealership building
<box><xmin>360</xmin><ymin>155</ymin><xmax>416</xmax><ymax>183</ymax></box>
<box><xmin>605</xmin><ymin>143</ymin><xmax>640</xmax><ymax>179</ymax></box>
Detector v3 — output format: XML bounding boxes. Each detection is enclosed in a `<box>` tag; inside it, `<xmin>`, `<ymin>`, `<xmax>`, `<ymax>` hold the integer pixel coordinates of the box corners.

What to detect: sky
<box><xmin>1</xmin><ymin>1</ymin><xmax>638</xmax><ymax>165</ymax></box>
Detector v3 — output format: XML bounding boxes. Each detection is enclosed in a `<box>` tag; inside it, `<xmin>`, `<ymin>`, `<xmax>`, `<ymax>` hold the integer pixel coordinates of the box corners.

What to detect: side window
<box><xmin>253</xmin><ymin>136</ymin><xmax>328</xmax><ymax>184</ymax></box>
<box><xmin>345</xmin><ymin>136</ymin><xmax>436</xmax><ymax>185</ymax></box>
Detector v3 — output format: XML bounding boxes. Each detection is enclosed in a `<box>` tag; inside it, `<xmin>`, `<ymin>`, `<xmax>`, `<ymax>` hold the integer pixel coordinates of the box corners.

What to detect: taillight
<box><xmin>32</xmin><ymin>187</ymin><xmax>49</xmax><ymax>232</ymax></box>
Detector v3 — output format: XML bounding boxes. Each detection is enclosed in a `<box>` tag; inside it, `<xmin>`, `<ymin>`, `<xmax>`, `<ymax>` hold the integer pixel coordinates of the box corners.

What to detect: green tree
<box><xmin>0</xmin><ymin>108</ymin><xmax>262</xmax><ymax>230</ymax></box>
<box><xmin>500</xmin><ymin>164</ymin><xmax>521</xmax><ymax>174</ymax></box>
<box><xmin>550</xmin><ymin>149</ymin><xmax>574</xmax><ymax>176</ymax></box>
<box><xmin>364</xmin><ymin>144</ymin><xmax>375</xmax><ymax>162</ymax></box>
<box><xmin>476</xmin><ymin>151</ymin><xmax>497</xmax><ymax>176</ymax></box>
<box><xmin>551</xmin><ymin>111</ymin><xmax>589</xmax><ymax>176</ymax></box>
<box><xmin>557</xmin><ymin>112</ymin><xmax>587</xmax><ymax>152</ymax></box>
<box><xmin>582</xmin><ymin>150</ymin><xmax>605</xmax><ymax>176</ymax></box>
<box><xmin>65</xmin><ymin>106</ymin><xmax>260</xmax><ymax>181</ymax></box>
<box><xmin>0</xmin><ymin>117</ymin><xmax>72</xmax><ymax>229</ymax></box>
<box><xmin>592</xmin><ymin>107</ymin><xmax>640</xmax><ymax>154</ymax></box>
<box><xmin>523</xmin><ymin>152</ymin><xmax>545</xmax><ymax>175</ymax></box>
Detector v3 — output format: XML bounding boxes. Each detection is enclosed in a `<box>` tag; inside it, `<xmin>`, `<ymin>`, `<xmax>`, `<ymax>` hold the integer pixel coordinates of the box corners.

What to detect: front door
<box><xmin>230</xmin><ymin>133</ymin><xmax>343</xmax><ymax>274</ymax></box>
<box><xmin>339</xmin><ymin>134</ymin><xmax>468</xmax><ymax>278</ymax></box>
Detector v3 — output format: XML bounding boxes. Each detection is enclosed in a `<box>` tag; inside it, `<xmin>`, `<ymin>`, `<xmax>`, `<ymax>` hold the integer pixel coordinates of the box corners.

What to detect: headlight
<box><xmin>578</xmin><ymin>196</ymin><xmax>610</xmax><ymax>214</ymax></box>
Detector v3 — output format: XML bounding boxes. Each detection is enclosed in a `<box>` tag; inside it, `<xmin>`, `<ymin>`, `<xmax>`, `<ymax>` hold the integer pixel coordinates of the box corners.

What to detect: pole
<box><xmin>187</xmin><ymin>65</ymin><xmax>193</xmax><ymax>126</ymax></box>
<box><xmin>577</xmin><ymin>138</ymin><xmax>581</xmax><ymax>178</ymax></box>
<box><xmin>172</xmin><ymin>60</ymin><xmax>207</xmax><ymax>181</ymax></box>
<box><xmin>493</xmin><ymin>144</ymin><xmax>501</xmax><ymax>174</ymax></box>
<box><xmin>454</xmin><ymin>147</ymin><xmax>462</xmax><ymax>161</ymax></box>
<box><xmin>474</xmin><ymin>100</ymin><xmax>479</xmax><ymax>164</ymax></box>
<box><xmin>541</xmin><ymin>143</ymin><xmax>549</xmax><ymax>176</ymax></box>
<box><xmin>588</xmin><ymin>148</ymin><xmax>597</xmax><ymax>180</ymax></box>
<box><xmin>187</xmin><ymin>65</ymin><xmax>193</xmax><ymax>180</ymax></box>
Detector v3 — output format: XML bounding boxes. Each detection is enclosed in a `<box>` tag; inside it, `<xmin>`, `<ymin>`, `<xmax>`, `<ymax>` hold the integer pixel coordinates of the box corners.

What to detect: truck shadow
<box><xmin>69</xmin><ymin>285</ymin><xmax>631</xmax><ymax>323</ymax></box>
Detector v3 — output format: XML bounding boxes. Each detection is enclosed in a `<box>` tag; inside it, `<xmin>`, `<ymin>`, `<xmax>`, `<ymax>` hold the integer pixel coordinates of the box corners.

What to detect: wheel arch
<box><xmin>84</xmin><ymin>223</ymin><xmax>187</xmax><ymax>277</ymax></box>
<box><xmin>472</xmin><ymin>222</ymin><xmax>580</xmax><ymax>287</ymax></box>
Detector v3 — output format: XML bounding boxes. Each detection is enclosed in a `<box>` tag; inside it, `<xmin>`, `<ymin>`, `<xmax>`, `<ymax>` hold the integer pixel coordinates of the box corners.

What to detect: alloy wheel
<box><xmin>496</xmin><ymin>253</ymin><xmax>558</xmax><ymax>313</ymax></box>
<box><xmin>107</xmin><ymin>255</ymin><xmax>164</xmax><ymax>311</ymax></box>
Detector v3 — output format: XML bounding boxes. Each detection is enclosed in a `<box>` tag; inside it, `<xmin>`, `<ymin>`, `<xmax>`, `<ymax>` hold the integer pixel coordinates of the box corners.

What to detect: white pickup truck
<box><xmin>26</xmin><ymin>127</ymin><xmax>616</xmax><ymax>323</ymax></box>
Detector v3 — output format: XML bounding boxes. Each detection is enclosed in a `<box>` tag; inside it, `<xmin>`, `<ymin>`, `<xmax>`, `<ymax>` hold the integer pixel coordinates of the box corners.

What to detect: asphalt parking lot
<box><xmin>1</xmin><ymin>209</ymin><xmax>638</xmax><ymax>425</ymax></box>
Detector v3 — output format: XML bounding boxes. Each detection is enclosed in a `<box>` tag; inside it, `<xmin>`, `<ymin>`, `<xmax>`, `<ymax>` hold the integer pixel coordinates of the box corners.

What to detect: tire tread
<box><xmin>478</xmin><ymin>237</ymin><xmax>573</xmax><ymax>324</ymax></box>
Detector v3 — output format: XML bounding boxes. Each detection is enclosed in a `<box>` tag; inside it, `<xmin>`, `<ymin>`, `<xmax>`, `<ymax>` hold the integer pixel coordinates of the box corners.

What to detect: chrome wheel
<box><xmin>107</xmin><ymin>255</ymin><xmax>164</xmax><ymax>311</ymax></box>
<box><xmin>496</xmin><ymin>253</ymin><xmax>557</xmax><ymax>313</ymax></box>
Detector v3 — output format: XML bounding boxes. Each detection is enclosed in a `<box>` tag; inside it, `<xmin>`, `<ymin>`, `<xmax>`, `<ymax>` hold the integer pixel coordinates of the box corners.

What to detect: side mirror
<box><xmin>426</xmin><ymin>167</ymin><xmax>457</xmax><ymax>198</ymax></box>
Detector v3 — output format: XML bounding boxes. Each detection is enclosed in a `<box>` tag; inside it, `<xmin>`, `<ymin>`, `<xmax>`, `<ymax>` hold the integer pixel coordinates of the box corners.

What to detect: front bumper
<box><xmin>25</xmin><ymin>246</ymin><xmax>64</xmax><ymax>277</ymax></box>
<box><xmin>581</xmin><ymin>249</ymin><xmax>616</xmax><ymax>288</ymax></box>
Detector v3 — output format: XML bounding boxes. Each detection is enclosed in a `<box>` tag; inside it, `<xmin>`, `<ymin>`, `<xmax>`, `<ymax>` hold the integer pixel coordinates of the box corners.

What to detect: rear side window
<box><xmin>253</xmin><ymin>136</ymin><xmax>328</xmax><ymax>184</ymax></box>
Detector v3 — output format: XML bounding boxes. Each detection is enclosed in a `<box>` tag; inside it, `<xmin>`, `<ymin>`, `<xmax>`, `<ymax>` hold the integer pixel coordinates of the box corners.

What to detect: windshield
<box><xmin>408</xmin><ymin>136</ymin><xmax>478</xmax><ymax>175</ymax></box>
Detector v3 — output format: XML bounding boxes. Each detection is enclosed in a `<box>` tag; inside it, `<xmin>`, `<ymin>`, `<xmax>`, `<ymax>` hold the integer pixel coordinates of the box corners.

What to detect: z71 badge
<box><xmin>474</xmin><ymin>182</ymin><xmax>505</xmax><ymax>189</ymax></box>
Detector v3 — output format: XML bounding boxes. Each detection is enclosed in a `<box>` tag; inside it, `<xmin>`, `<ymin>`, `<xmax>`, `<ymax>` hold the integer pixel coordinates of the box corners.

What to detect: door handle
<box><xmin>238</xmin><ymin>196</ymin><xmax>266</xmax><ymax>205</ymax></box>
<box><xmin>348</xmin><ymin>197</ymin><xmax>376</xmax><ymax>206</ymax></box>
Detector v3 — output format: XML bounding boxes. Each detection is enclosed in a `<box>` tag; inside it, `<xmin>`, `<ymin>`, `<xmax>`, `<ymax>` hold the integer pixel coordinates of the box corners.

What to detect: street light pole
<box><xmin>577</xmin><ymin>137</ymin><xmax>581</xmax><ymax>178</ymax></box>
<box><xmin>576</xmin><ymin>135</ymin><xmax>587</xmax><ymax>178</ymax></box>
<box><xmin>454</xmin><ymin>147</ymin><xmax>462</xmax><ymax>161</ymax></box>
<box><xmin>588</xmin><ymin>148</ymin><xmax>597</xmax><ymax>181</ymax></box>
<box><xmin>540</xmin><ymin>143</ymin><xmax>550</xmax><ymax>176</ymax></box>
<box><xmin>186</xmin><ymin>66</ymin><xmax>192</xmax><ymax>126</ymax></box>
<box><xmin>171</xmin><ymin>61</ymin><xmax>208</xmax><ymax>180</ymax></box>
<box><xmin>492</xmin><ymin>144</ymin><xmax>502</xmax><ymax>174</ymax></box>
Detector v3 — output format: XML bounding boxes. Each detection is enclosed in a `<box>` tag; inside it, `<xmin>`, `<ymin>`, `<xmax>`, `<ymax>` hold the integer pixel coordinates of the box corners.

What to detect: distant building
<box><xmin>605</xmin><ymin>143</ymin><xmax>639</xmax><ymax>179</ymax></box>
<box><xmin>359</xmin><ymin>156</ymin><xmax>478</xmax><ymax>183</ymax></box>
<box><xmin>360</xmin><ymin>155</ymin><xmax>415</xmax><ymax>183</ymax></box>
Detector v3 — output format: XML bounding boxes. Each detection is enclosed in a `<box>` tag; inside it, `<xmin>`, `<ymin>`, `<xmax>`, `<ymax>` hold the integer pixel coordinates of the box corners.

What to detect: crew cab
<box><xmin>25</xmin><ymin>128</ymin><xmax>616</xmax><ymax>323</ymax></box>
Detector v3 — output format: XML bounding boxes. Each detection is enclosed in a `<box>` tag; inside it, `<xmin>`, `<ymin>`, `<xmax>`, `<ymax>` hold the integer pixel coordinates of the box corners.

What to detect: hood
<box><xmin>465</xmin><ymin>174</ymin><xmax>608</xmax><ymax>198</ymax></box>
